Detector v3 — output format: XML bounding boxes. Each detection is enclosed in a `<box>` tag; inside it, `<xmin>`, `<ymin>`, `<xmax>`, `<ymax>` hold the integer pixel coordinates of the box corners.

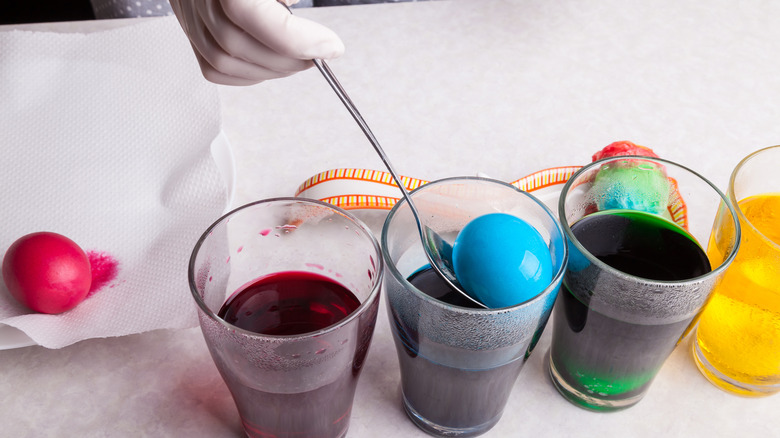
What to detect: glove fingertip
<box><xmin>313</xmin><ymin>37</ymin><xmax>346</xmax><ymax>60</ymax></box>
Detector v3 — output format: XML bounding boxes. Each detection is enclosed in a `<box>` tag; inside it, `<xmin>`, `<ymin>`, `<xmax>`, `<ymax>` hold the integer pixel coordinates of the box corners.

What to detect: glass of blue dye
<box><xmin>381</xmin><ymin>177</ymin><xmax>567</xmax><ymax>437</ymax></box>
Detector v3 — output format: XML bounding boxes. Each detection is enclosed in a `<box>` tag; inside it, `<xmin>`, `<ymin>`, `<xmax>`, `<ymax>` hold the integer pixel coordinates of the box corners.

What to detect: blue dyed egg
<box><xmin>452</xmin><ymin>213</ymin><xmax>553</xmax><ymax>308</ymax></box>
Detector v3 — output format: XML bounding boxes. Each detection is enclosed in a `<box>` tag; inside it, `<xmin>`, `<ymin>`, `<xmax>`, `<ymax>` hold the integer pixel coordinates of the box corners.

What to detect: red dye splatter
<box><xmin>87</xmin><ymin>251</ymin><xmax>119</xmax><ymax>297</ymax></box>
<box><xmin>259</xmin><ymin>229</ymin><xmax>271</xmax><ymax>236</ymax></box>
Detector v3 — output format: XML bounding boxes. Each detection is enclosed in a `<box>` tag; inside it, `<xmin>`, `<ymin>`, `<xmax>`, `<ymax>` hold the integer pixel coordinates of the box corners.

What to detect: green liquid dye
<box><xmin>551</xmin><ymin>209</ymin><xmax>711</xmax><ymax>403</ymax></box>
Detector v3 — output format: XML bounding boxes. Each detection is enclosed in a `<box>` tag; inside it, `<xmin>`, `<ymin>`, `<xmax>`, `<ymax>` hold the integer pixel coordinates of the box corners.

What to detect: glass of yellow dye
<box><xmin>693</xmin><ymin>145</ymin><xmax>780</xmax><ymax>397</ymax></box>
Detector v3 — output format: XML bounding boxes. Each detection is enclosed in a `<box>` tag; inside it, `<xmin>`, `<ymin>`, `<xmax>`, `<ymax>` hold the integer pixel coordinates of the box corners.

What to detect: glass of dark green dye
<box><xmin>548</xmin><ymin>155</ymin><xmax>741</xmax><ymax>411</ymax></box>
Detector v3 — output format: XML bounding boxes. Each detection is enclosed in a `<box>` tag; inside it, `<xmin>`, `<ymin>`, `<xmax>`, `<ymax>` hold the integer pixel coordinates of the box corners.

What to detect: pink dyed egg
<box><xmin>2</xmin><ymin>232</ymin><xmax>92</xmax><ymax>314</ymax></box>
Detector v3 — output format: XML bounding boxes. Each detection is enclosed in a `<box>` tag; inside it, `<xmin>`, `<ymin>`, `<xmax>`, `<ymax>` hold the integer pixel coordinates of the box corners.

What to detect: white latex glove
<box><xmin>170</xmin><ymin>0</ymin><xmax>345</xmax><ymax>85</ymax></box>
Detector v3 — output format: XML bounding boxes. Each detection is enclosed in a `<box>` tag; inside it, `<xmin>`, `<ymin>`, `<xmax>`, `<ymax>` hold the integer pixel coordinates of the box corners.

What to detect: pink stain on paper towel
<box><xmin>87</xmin><ymin>251</ymin><xmax>119</xmax><ymax>297</ymax></box>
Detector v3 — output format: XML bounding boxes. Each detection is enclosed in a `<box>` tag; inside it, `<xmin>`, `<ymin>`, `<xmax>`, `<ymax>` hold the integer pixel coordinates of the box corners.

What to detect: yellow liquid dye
<box><xmin>695</xmin><ymin>194</ymin><xmax>780</xmax><ymax>396</ymax></box>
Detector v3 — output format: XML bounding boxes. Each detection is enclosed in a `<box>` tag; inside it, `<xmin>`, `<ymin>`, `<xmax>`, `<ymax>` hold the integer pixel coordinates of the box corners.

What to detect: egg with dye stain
<box><xmin>452</xmin><ymin>213</ymin><xmax>553</xmax><ymax>308</ymax></box>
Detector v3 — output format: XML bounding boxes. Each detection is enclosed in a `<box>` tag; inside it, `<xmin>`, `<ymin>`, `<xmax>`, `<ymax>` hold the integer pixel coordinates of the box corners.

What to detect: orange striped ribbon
<box><xmin>294</xmin><ymin>166</ymin><xmax>688</xmax><ymax>229</ymax></box>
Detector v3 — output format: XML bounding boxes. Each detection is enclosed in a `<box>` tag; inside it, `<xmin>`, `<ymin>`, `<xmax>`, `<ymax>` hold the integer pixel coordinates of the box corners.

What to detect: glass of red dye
<box><xmin>188</xmin><ymin>198</ymin><xmax>383</xmax><ymax>438</ymax></box>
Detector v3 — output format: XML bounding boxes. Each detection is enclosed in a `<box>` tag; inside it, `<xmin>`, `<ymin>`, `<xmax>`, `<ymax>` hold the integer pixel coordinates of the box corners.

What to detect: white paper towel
<box><xmin>0</xmin><ymin>17</ymin><xmax>229</xmax><ymax>348</ymax></box>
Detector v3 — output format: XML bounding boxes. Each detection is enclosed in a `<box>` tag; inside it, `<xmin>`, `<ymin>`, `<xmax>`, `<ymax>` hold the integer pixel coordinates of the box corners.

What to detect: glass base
<box><xmin>242</xmin><ymin>421</ymin><xmax>349</xmax><ymax>438</ymax></box>
<box><xmin>692</xmin><ymin>341</ymin><xmax>780</xmax><ymax>397</ymax></box>
<box><xmin>402</xmin><ymin>393</ymin><xmax>500</xmax><ymax>437</ymax></box>
<box><xmin>547</xmin><ymin>354</ymin><xmax>644</xmax><ymax>412</ymax></box>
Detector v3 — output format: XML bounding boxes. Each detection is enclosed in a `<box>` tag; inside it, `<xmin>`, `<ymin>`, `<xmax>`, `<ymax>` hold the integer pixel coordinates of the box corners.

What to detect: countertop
<box><xmin>2</xmin><ymin>0</ymin><xmax>780</xmax><ymax>436</ymax></box>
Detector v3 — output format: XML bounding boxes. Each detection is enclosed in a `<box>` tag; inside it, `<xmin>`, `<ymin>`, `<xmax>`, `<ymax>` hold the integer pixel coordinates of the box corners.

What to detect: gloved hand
<box><xmin>170</xmin><ymin>0</ymin><xmax>345</xmax><ymax>85</ymax></box>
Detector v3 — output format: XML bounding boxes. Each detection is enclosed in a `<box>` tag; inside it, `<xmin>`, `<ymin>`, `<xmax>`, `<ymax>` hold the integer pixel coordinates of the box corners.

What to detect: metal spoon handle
<box><xmin>312</xmin><ymin>59</ymin><xmax>486</xmax><ymax>308</ymax></box>
<box><xmin>276</xmin><ymin>3</ymin><xmax>420</xmax><ymax>222</ymax></box>
<box><xmin>280</xmin><ymin>3</ymin><xmax>486</xmax><ymax>308</ymax></box>
<box><xmin>312</xmin><ymin>59</ymin><xmax>424</xmax><ymax>229</ymax></box>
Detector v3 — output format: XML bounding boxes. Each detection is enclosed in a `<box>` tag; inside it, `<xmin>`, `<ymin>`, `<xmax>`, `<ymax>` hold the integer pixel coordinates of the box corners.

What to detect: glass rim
<box><xmin>558</xmin><ymin>155</ymin><xmax>741</xmax><ymax>285</ymax></box>
<box><xmin>381</xmin><ymin>175</ymin><xmax>568</xmax><ymax>314</ymax></box>
<box><xmin>188</xmin><ymin>197</ymin><xmax>384</xmax><ymax>340</ymax></box>
<box><xmin>730</xmin><ymin>145</ymin><xmax>780</xmax><ymax>252</ymax></box>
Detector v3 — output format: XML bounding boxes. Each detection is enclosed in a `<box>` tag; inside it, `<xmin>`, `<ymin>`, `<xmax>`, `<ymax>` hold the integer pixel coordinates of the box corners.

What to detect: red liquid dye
<box><xmin>218</xmin><ymin>271</ymin><xmax>361</xmax><ymax>335</ymax></box>
<box><xmin>215</xmin><ymin>271</ymin><xmax>374</xmax><ymax>438</ymax></box>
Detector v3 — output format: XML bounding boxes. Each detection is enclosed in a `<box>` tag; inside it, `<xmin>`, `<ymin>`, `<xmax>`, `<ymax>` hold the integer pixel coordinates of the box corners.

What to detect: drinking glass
<box><xmin>382</xmin><ymin>177</ymin><xmax>567</xmax><ymax>437</ymax></box>
<box><xmin>693</xmin><ymin>145</ymin><xmax>780</xmax><ymax>396</ymax></box>
<box><xmin>188</xmin><ymin>198</ymin><xmax>383</xmax><ymax>438</ymax></box>
<box><xmin>548</xmin><ymin>156</ymin><xmax>740</xmax><ymax>411</ymax></box>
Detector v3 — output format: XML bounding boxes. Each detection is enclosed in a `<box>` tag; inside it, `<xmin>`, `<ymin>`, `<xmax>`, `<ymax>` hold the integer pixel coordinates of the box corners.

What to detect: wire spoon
<box><xmin>280</xmin><ymin>3</ymin><xmax>486</xmax><ymax>308</ymax></box>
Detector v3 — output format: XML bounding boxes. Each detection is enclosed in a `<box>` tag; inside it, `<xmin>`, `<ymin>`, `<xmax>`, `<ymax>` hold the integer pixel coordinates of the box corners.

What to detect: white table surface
<box><xmin>2</xmin><ymin>0</ymin><xmax>780</xmax><ymax>436</ymax></box>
